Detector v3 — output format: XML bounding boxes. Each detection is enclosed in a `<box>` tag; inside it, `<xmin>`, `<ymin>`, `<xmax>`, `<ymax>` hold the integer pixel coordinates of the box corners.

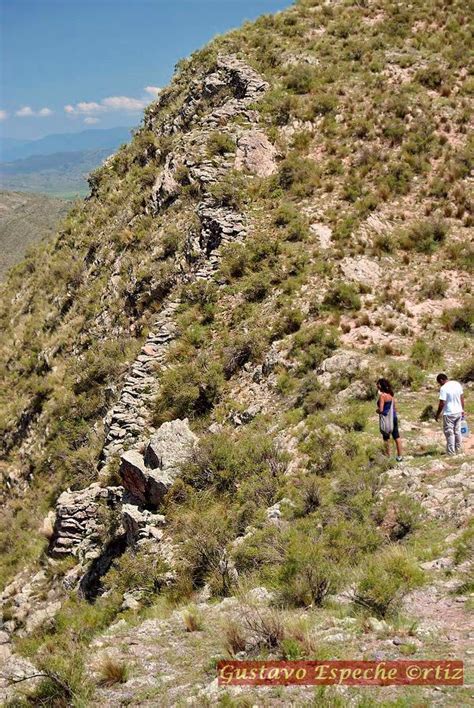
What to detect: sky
<box><xmin>0</xmin><ymin>0</ymin><xmax>291</xmax><ymax>141</ymax></box>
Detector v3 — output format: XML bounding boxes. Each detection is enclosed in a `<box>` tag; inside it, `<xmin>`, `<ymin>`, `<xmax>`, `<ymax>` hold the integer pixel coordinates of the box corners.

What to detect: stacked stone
<box><xmin>49</xmin><ymin>483</ymin><xmax>123</xmax><ymax>559</ymax></box>
<box><xmin>99</xmin><ymin>299</ymin><xmax>180</xmax><ymax>467</ymax></box>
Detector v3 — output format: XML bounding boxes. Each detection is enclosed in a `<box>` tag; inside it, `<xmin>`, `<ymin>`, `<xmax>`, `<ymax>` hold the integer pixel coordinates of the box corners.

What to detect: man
<box><xmin>435</xmin><ymin>373</ymin><xmax>465</xmax><ymax>455</ymax></box>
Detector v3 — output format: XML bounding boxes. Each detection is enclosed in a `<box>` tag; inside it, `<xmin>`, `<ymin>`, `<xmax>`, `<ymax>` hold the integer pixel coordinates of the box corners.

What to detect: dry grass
<box><xmin>97</xmin><ymin>656</ymin><xmax>129</xmax><ymax>686</ymax></box>
<box><xmin>183</xmin><ymin>604</ymin><xmax>204</xmax><ymax>632</ymax></box>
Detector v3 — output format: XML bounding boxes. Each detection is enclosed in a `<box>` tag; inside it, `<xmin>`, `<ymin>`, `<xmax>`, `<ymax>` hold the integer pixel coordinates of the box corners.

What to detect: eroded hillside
<box><xmin>0</xmin><ymin>0</ymin><xmax>472</xmax><ymax>704</ymax></box>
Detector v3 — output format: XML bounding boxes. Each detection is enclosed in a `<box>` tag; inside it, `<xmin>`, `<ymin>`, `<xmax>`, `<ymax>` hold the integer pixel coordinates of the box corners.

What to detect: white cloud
<box><xmin>76</xmin><ymin>101</ymin><xmax>102</xmax><ymax>114</ymax></box>
<box><xmin>16</xmin><ymin>106</ymin><xmax>34</xmax><ymax>117</ymax></box>
<box><xmin>0</xmin><ymin>110</ymin><xmax>7</xmax><ymax>121</ymax></box>
<box><xmin>145</xmin><ymin>86</ymin><xmax>161</xmax><ymax>97</ymax></box>
<box><xmin>65</xmin><ymin>87</ymin><xmax>160</xmax><ymax>117</ymax></box>
<box><xmin>15</xmin><ymin>105</ymin><xmax>53</xmax><ymax>118</ymax></box>
<box><xmin>84</xmin><ymin>116</ymin><xmax>100</xmax><ymax>125</ymax></box>
<box><xmin>101</xmin><ymin>96</ymin><xmax>147</xmax><ymax>111</ymax></box>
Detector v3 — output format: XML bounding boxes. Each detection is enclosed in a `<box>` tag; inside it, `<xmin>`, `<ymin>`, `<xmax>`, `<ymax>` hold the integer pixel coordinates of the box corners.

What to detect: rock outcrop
<box><xmin>235</xmin><ymin>130</ymin><xmax>278</xmax><ymax>176</ymax></box>
<box><xmin>49</xmin><ymin>483</ymin><xmax>123</xmax><ymax>558</ymax></box>
<box><xmin>120</xmin><ymin>418</ymin><xmax>197</xmax><ymax>508</ymax></box>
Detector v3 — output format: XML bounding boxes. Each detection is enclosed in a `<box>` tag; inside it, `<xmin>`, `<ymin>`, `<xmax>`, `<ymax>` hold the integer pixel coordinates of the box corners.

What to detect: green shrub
<box><xmin>400</xmin><ymin>219</ymin><xmax>448</xmax><ymax>253</ymax></box>
<box><xmin>278</xmin><ymin>521</ymin><xmax>344</xmax><ymax>607</ymax></box>
<box><xmin>172</xmin><ymin>503</ymin><xmax>235</xmax><ymax>592</ymax></box>
<box><xmin>441</xmin><ymin>301</ymin><xmax>474</xmax><ymax>333</ymax></box>
<box><xmin>410</xmin><ymin>338</ymin><xmax>443</xmax><ymax>368</ymax></box>
<box><xmin>453</xmin><ymin>520</ymin><xmax>474</xmax><ymax>565</ymax></box>
<box><xmin>415</xmin><ymin>64</ymin><xmax>443</xmax><ymax>90</ymax></box>
<box><xmin>308</xmin><ymin>93</ymin><xmax>337</xmax><ymax>117</ymax></box>
<box><xmin>292</xmin><ymin>324</ymin><xmax>339</xmax><ymax>373</ymax></box>
<box><xmin>207</xmin><ymin>131</ymin><xmax>236</xmax><ymax>157</ymax></box>
<box><xmin>182</xmin><ymin>428</ymin><xmax>283</xmax><ymax>495</ymax></box>
<box><xmin>243</xmin><ymin>272</ymin><xmax>271</xmax><ymax>302</ymax></box>
<box><xmin>420</xmin><ymin>276</ymin><xmax>447</xmax><ymax>299</ymax></box>
<box><xmin>208</xmin><ymin>172</ymin><xmax>246</xmax><ymax>209</ymax></box>
<box><xmin>296</xmin><ymin>374</ymin><xmax>331</xmax><ymax>415</ymax></box>
<box><xmin>260</xmin><ymin>88</ymin><xmax>298</xmax><ymax>126</ymax></box>
<box><xmin>274</xmin><ymin>202</ymin><xmax>299</xmax><ymax>226</ymax></box>
<box><xmin>272</xmin><ymin>307</ymin><xmax>304</xmax><ymax>341</ymax></box>
<box><xmin>285</xmin><ymin>65</ymin><xmax>317</xmax><ymax>94</ymax></box>
<box><xmin>373</xmin><ymin>494</ymin><xmax>421</xmax><ymax>541</ymax></box>
<box><xmin>153</xmin><ymin>360</ymin><xmax>223</xmax><ymax>425</ymax></box>
<box><xmin>453</xmin><ymin>356</ymin><xmax>474</xmax><ymax>383</ymax></box>
<box><xmin>223</xmin><ymin>334</ymin><xmax>264</xmax><ymax>378</ymax></box>
<box><xmin>323</xmin><ymin>282</ymin><xmax>361</xmax><ymax>310</ymax></box>
<box><xmin>219</xmin><ymin>242</ymin><xmax>249</xmax><ymax>279</ymax></box>
<box><xmin>354</xmin><ymin>547</ymin><xmax>424</xmax><ymax>617</ymax></box>
<box><xmin>278</xmin><ymin>155</ymin><xmax>318</xmax><ymax>197</ymax></box>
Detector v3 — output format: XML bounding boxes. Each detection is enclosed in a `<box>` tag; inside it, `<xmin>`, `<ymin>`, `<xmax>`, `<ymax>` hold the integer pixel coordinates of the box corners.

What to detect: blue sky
<box><xmin>1</xmin><ymin>0</ymin><xmax>291</xmax><ymax>141</ymax></box>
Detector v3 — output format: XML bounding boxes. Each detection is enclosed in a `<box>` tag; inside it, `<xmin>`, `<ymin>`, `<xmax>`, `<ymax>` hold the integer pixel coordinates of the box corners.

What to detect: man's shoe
<box><xmin>396</xmin><ymin>456</ymin><xmax>403</xmax><ymax>462</ymax></box>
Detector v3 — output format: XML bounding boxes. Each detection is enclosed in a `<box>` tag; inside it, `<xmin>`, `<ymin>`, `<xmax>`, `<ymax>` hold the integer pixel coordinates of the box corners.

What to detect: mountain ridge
<box><xmin>0</xmin><ymin>127</ymin><xmax>132</xmax><ymax>163</ymax></box>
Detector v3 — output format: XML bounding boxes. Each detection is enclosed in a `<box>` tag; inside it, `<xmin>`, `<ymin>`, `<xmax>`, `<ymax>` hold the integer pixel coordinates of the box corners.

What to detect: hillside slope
<box><xmin>0</xmin><ymin>0</ymin><xmax>472</xmax><ymax>705</ymax></box>
<box><xmin>0</xmin><ymin>192</ymin><xmax>70</xmax><ymax>279</ymax></box>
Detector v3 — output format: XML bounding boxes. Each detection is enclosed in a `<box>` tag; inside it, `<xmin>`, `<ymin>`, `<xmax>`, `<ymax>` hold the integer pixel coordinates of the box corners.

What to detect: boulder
<box><xmin>144</xmin><ymin>418</ymin><xmax>197</xmax><ymax>470</ymax></box>
<box><xmin>120</xmin><ymin>419</ymin><xmax>197</xmax><ymax>508</ymax></box>
<box><xmin>319</xmin><ymin>350</ymin><xmax>364</xmax><ymax>376</ymax></box>
<box><xmin>235</xmin><ymin>130</ymin><xmax>277</xmax><ymax>177</ymax></box>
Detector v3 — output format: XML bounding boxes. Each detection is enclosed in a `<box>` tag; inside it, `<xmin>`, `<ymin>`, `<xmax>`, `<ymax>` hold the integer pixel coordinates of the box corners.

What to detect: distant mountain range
<box><xmin>0</xmin><ymin>127</ymin><xmax>132</xmax><ymax>162</ymax></box>
<box><xmin>0</xmin><ymin>127</ymin><xmax>132</xmax><ymax>196</ymax></box>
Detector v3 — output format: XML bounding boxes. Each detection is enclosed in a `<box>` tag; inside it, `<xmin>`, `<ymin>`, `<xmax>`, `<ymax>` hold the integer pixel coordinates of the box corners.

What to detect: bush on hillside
<box><xmin>292</xmin><ymin>324</ymin><xmax>339</xmax><ymax>372</ymax></box>
<box><xmin>284</xmin><ymin>65</ymin><xmax>317</xmax><ymax>94</ymax></box>
<box><xmin>323</xmin><ymin>282</ymin><xmax>361</xmax><ymax>310</ymax></box>
<box><xmin>278</xmin><ymin>155</ymin><xmax>318</xmax><ymax>197</ymax></box>
<box><xmin>453</xmin><ymin>356</ymin><xmax>474</xmax><ymax>383</ymax></box>
<box><xmin>207</xmin><ymin>131</ymin><xmax>236</xmax><ymax>157</ymax></box>
<box><xmin>278</xmin><ymin>522</ymin><xmax>344</xmax><ymax>607</ymax></box>
<box><xmin>399</xmin><ymin>219</ymin><xmax>448</xmax><ymax>253</ymax></box>
<box><xmin>353</xmin><ymin>547</ymin><xmax>424</xmax><ymax>617</ymax></box>
<box><xmin>420</xmin><ymin>276</ymin><xmax>447</xmax><ymax>299</ymax></box>
<box><xmin>410</xmin><ymin>338</ymin><xmax>443</xmax><ymax>368</ymax></box>
<box><xmin>441</xmin><ymin>301</ymin><xmax>474</xmax><ymax>333</ymax></box>
<box><xmin>152</xmin><ymin>360</ymin><xmax>223</xmax><ymax>425</ymax></box>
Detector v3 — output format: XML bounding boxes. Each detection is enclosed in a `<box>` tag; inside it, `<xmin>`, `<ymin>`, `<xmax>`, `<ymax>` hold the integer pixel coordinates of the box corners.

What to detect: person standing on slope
<box><xmin>435</xmin><ymin>373</ymin><xmax>465</xmax><ymax>455</ymax></box>
<box><xmin>376</xmin><ymin>378</ymin><xmax>403</xmax><ymax>461</ymax></box>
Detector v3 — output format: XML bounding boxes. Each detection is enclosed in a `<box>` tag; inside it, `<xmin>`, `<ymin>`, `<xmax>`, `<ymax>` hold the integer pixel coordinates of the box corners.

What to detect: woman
<box><xmin>376</xmin><ymin>378</ymin><xmax>403</xmax><ymax>461</ymax></box>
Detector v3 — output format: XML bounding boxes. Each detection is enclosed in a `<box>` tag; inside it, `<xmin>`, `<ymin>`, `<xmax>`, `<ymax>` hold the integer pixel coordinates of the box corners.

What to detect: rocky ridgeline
<box><xmin>98</xmin><ymin>54</ymin><xmax>266</xmax><ymax>472</ymax></box>
<box><xmin>36</xmin><ymin>54</ymin><xmax>270</xmax><ymax>610</ymax></box>
<box><xmin>146</xmin><ymin>54</ymin><xmax>268</xmax><ymax>136</ymax></box>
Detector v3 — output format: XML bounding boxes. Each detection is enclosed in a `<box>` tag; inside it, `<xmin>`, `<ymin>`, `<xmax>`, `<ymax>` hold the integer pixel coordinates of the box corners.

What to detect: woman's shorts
<box><xmin>382</xmin><ymin>416</ymin><xmax>400</xmax><ymax>441</ymax></box>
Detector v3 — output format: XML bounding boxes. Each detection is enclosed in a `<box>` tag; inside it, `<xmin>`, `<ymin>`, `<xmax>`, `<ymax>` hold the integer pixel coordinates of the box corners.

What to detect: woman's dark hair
<box><xmin>377</xmin><ymin>378</ymin><xmax>394</xmax><ymax>396</ymax></box>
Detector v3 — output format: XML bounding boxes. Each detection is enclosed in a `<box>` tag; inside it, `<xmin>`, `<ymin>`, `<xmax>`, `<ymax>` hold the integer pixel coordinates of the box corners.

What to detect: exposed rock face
<box><xmin>340</xmin><ymin>256</ymin><xmax>381</xmax><ymax>286</ymax></box>
<box><xmin>197</xmin><ymin>200</ymin><xmax>246</xmax><ymax>255</ymax></box>
<box><xmin>147</xmin><ymin>54</ymin><xmax>269</xmax><ymax>136</ymax></box>
<box><xmin>120</xmin><ymin>419</ymin><xmax>197</xmax><ymax>508</ymax></box>
<box><xmin>319</xmin><ymin>350</ymin><xmax>365</xmax><ymax>376</ymax></box>
<box><xmin>122</xmin><ymin>504</ymin><xmax>166</xmax><ymax>545</ymax></box>
<box><xmin>310</xmin><ymin>222</ymin><xmax>332</xmax><ymax>249</ymax></box>
<box><xmin>49</xmin><ymin>483</ymin><xmax>123</xmax><ymax>558</ymax></box>
<box><xmin>150</xmin><ymin>154</ymin><xmax>179</xmax><ymax>212</ymax></box>
<box><xmin>98</xmin><ymin>55</ymin><xmax>270</xmax><ymax>472</ymax></box>
<box><xmin>235</xmin><ymin>130</ymin><xmax>277</xmax><ymax>176</ymax></box>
